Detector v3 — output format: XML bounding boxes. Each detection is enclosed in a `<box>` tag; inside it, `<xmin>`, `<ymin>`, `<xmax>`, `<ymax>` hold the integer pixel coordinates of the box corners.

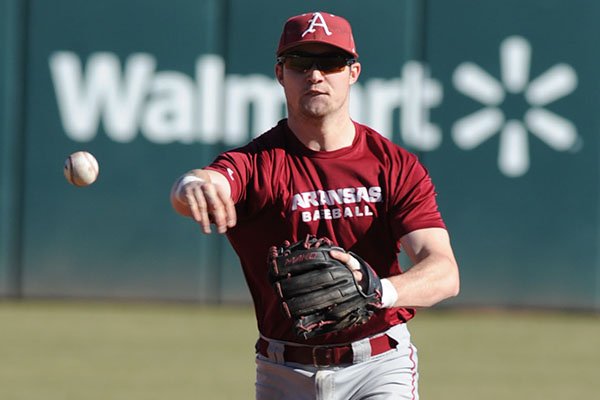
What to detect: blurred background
<box><xmin>2</xmin><ymin>0</ymin><xmax>599</xmax><ymax>309</ymax></box>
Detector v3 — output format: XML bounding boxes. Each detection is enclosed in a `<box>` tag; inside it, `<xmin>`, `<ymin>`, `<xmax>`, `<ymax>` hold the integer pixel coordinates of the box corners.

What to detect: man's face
<box><xmin>275</xmin><ymin>43</ymin><xmax>361</xmax><ymax>120</ymax></box>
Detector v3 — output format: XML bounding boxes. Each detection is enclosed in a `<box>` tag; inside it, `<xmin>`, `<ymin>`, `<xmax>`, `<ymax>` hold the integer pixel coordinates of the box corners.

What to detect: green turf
<box><xmin>0</xmin><ymin>301</ymin><xmax>258</xmax><ymax>400</ymax></box>
<box><xmin>410</xmin><ymin>309</ymin><xmax>600</xmax><ymax>400</ymax></box>
<box><xmin>0</xmin><ymin>301</ymin><xmax>598</xmax><ymax>399</ymax></box>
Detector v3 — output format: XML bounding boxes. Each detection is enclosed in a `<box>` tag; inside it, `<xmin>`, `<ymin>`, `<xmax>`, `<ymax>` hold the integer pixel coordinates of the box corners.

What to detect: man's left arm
<box><xmin>330</xmin><ymin>227</ymin><xmax>459</xmax><ymax>308</ymax></box>
<box><xmin>388</xmin><ymin>227</ymin><xmax>460</xmax><ymax>307</ymax></box>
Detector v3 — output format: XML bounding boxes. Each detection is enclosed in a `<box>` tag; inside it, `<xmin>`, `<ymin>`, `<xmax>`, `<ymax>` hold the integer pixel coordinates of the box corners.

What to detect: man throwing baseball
<box><xmin>171</xmin><ymin>11</ymin><xmax>459</xmax><ymax>400</ymax></box>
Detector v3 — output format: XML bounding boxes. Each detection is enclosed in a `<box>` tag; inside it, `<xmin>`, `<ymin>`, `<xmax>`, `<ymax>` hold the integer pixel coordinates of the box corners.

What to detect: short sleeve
<box><xmin>390</xmin><ymin>154</ymin><xmax>446</xmax><ymax>239</ymax></box>
<box><xmin>205</xmin><ymin>139</ymin><xmax>278</xmax><ymax>216</ymax></box>
<box><xmin>205</xmin><ymin>146</ymin><xmax>254</xmax><ymax>204</ymax></box>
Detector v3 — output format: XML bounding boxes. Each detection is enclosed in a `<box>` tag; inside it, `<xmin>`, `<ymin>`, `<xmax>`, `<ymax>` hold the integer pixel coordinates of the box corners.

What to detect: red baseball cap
<box><xmin>277</xmin><ymin>12</ymin><xmax>358</xmax><ymax>58</ymax></box>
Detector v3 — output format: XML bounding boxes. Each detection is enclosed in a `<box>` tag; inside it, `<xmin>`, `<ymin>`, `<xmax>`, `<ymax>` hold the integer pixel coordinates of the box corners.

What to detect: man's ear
<box><xmin>349</xmin><ymin>62</ymin><xmax>361</xmax><ymax>85</ymax></box>
<box><xmin>275</xmin><ymin>63</ymin><xmax>284</xmax><ymax>85</ymax></box>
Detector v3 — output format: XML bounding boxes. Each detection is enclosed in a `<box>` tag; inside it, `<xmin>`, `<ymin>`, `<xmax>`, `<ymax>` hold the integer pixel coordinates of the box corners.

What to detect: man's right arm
<box><xmin>170</xmin><ymin>169</ymin><xmax>237</xmax><ymax>234</ymax></box>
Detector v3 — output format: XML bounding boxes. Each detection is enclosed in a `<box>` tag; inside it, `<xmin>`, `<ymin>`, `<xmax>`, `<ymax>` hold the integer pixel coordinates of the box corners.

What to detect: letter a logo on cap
<box><xmin>277</xmin><ymin>11</ymin><xmax>358</xmax><ymax>57</ymax></box>
<box><xmin>302</xmin><ymin>12</ymin><xmax>332</xmax><ymax>37</ymax></box>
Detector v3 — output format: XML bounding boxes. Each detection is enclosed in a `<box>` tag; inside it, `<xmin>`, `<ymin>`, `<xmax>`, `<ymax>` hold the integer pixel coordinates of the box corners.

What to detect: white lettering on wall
<box><xmin>50</xmin><ymin>52</ymin><xmax>155</xmax><ymax>142</ymax></box>
<box><xmin>49</xmin><ymin>51</ymin><xmax>442</xmax><ymax>150</ymax></box>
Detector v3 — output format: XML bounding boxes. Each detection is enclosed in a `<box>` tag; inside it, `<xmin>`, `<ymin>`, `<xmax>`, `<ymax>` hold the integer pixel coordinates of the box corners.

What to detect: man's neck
<box><xmin>287</xmin><ymin>114</ymin><xmax>356</xmax><ymax>152</ymax></box>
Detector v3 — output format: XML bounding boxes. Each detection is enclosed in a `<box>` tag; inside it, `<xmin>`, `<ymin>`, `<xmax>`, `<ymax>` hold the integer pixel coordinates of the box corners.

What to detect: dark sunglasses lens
<box><xmin>316</xmin><ymin>58</ymin><xmax>348</xmax><ymax>72</ymax></box>
<box><xmin>286</xmin><ymin>57</ymin><xmax>316</xmax><ymax>72</ymax></box>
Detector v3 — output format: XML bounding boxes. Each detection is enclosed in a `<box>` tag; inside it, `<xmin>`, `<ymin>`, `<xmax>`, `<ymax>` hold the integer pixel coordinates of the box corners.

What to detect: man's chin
<box><xmin>300</xmin><ymin>103</ymin><xmax>331</xmax><ymax>119</ymax></box>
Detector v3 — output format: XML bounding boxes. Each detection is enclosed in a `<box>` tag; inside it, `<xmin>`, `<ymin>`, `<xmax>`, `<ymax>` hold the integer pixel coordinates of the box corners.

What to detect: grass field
<box><xmin>0</xmin><ymin>301</ymin><xmax>598</xmax><ymax>399</ymax></box>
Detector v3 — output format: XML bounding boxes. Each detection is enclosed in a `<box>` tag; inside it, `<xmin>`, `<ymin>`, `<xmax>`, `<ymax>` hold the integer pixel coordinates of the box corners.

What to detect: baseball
<box><xmin>63</xmin><ymin>151</ymin><xmax>99</xmax><ymax>187</ymax></box>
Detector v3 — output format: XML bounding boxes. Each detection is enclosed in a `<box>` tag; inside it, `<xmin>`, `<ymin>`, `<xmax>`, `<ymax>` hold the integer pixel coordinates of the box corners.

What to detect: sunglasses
<box><xmin>277</xmin><ymin>53</ymin><xmax>357</xmax><ymax>74</ymax></box>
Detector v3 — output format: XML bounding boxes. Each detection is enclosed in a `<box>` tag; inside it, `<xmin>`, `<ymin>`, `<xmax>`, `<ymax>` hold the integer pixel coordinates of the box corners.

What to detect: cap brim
<box><xmin>277</xmin><ymin>41</ymin><xmax>358</xmax><ymax>58</ymax></box>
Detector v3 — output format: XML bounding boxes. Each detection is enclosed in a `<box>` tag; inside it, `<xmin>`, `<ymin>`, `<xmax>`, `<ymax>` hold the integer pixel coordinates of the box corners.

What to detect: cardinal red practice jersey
<box><xmin>206</xmin><ymin>119</ymin><xmax>446</xmax><ymax>345</ymax></box>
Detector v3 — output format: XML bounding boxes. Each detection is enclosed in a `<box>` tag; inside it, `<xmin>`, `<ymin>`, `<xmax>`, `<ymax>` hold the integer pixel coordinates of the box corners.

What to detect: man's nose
<box><xmin>307</xmin><ymin>67</ymin><xmax>325</xmax><ymax>82</ymax></box>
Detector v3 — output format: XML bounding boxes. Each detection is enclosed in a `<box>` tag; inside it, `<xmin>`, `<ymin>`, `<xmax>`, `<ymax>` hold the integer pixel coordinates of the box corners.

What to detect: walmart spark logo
<box><xmin>452</xmin><ymin>36</ymin><xmax>579</xmax><ymax>177</ymax></box>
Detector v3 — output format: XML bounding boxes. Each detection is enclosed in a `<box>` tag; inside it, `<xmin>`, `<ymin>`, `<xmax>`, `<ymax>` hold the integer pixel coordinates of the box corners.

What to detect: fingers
<box><xmin>184</xmin><ymin>182</ymin><xmax>211</xmax><ymax>233</ymax></box>
<box><xmin>329</xmin><ymin>249</ymin><xmax>350</xmax><ymax>265</ymax></box>
<box><xmin>203</xmin><ymin>183</ymin><xmax>236</xmax><ymax>233</ymax></box>
<box><xmin>182</xmin><ymin>181</ymin><xmax>237</xmax><ymax>234</ymax></box>
<box><xmin>330</xmin><ymin>250</ymin><xmax>359</xmax><ymax>270</ymax></box>
<box><xmin>330</xmin><ymin>250</ymin><xmax>363</xmax><ymax>282</ymax></box>
<box><xmin>217</xmin><ymin>186</ymin><xmax>237</xmax><ymax>228</ymax></box>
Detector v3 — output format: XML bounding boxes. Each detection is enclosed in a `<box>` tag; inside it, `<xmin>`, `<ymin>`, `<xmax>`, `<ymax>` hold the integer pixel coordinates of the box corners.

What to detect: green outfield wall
<box><xmin>1</xmin><ymin>0</ymin><xmax>599</xmax><ymax>309</ymax></box>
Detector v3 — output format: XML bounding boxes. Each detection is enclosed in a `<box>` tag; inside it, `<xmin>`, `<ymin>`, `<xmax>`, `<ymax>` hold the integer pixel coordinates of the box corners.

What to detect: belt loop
<box><xmin>267</xmin><ymin>340</ymin><xmax>285</xmax><ymax>364</ymax></box>
<box><xmin>351</xmin><ymin>337</ymin><xmax>371</xmax><ymax>364</ymax></box>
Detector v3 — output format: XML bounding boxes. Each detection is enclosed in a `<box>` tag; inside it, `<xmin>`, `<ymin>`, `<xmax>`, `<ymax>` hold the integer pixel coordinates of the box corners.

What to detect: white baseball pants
<box><xmin>255</xmin><ymin>324</ymin><xmax>419</xmax><ymax>400</ymax></box>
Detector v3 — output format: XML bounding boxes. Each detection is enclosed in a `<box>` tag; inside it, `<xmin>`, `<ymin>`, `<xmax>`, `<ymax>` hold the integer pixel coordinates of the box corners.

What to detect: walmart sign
<box><xmin>49</xmin><ymin>36</ymin><xmax>579</xmax><ymax>178</ymax></box>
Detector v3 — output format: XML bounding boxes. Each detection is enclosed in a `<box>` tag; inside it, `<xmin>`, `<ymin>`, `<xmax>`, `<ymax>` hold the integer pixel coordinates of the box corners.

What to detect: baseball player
<box><xmin>171</xmin><ymin>11</ymin><xmax>459</xmax><ymax>400</ymax></box>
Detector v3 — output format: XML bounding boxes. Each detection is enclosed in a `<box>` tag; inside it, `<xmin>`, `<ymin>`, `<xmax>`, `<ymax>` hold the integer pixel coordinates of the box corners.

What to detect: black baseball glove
<box><xmin>268</xmin><ymin>235</ymin><xmax>383</xmax><ymax>339</ymax></box>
